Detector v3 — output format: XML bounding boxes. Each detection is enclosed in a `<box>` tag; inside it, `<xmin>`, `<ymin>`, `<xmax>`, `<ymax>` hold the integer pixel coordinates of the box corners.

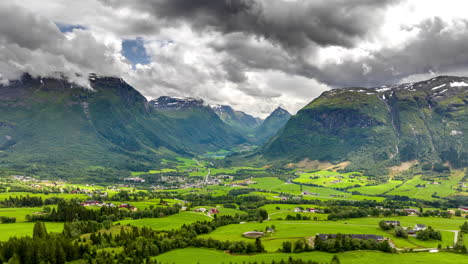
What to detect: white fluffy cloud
<box><xmin>2</xmin><ymin>0</ymin><xmax>468</xmax><ymax>117</ymax></box>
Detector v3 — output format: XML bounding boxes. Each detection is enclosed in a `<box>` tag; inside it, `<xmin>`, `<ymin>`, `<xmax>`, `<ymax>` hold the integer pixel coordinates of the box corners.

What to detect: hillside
<box><xmin>212</xmin><ymin>105</ymin><xmax>263</xmax><ymax>136</ymax></box>
<box><xmin>258</xmin><ymin>76</ymin><xmax>467</xmax><ymax>173</ymax></box>
<box><xmin>149</xmin><ymin>97</ymin><xmax>247</xmax><ymax>151</ymax></box>
<box><xmin>0</xmin><ymin>74</ymin><xmax>245</xmax><ymax>180</ymax></box>
<box><xmin>254</xmin><ymin>107</ymin><xmax>291</xmax><ymax>143</ymax></box>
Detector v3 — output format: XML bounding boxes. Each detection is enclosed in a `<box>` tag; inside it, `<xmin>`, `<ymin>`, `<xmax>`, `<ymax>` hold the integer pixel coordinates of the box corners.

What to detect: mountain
<box><xmin>212</xmin><ymin>105</ymin><xmax>263</xmax><ymax>135</ymax></box>
<box><xmin>258</xmin><ymin>76</ymin><xmax>467</xmax><ymax>172</ymax></box>
<box><xmin>254</xmin><ymin>107</ymin><xmax>291</xmax><ymax>143</ymax></box>
<box><xmin>149</xmin><ymin>96</ymin><xmax>246</xmax><ymax>151</ymax></box>
<box><xmin>0</xmin><ymin>74</ymin><xmax>244</xmax><ymax>180</ymax></box>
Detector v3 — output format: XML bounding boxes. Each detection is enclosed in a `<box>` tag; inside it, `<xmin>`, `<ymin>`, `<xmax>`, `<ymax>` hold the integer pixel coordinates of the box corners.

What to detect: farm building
<box><xmin>384</xmin><ymin>221</ymin><xmax>400</xmax><ymax>226</ymax></box>
<box><xmin>404</xmin><ymin>209</ymin><xmax>419</xmax><ymax>215</ymax></box>
<box><xmin>414</xmin><ymin>224</ymin><xmax>426</xmax><ymax>231</ymax></box>
<box><xmin>209</xmin><ymin>208</ymin><xmax>220</xmax><ymax>214</ymax></box>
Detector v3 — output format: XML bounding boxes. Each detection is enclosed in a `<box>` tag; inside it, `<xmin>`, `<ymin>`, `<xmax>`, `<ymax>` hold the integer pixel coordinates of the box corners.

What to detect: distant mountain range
<box><xmin>1</xmin><ymin>73</ymin><xmax>465</xmax><ymax>179</ymax></box>
<box><xmin>212</xmin><ymin>105</ymin><xmax>263</xmax><ymax>135</ymax></box>
<box><xmin>258</xmin><ymin>76</ymin><xmax>467</xmax><ymax>173</ymax></box>
<box><xmin>0</xmin><ymin>73</ymin><xmax>292</xmax><ymax>179</ymax></box>
<box><xmin>212</xmin><ymin>104</ymin><xmax>291</xmax><ymax>144</ymax></box>
<box><xmin>0</xmin><ymin>74</ymin><xmax>246</xmax><ymax>179</ymax></box>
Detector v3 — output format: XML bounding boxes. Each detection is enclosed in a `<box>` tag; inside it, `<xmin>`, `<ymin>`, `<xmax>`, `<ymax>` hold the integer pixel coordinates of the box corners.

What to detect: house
<box><xmin>404</xmin><ymin>209</ymin><xmax>419</xmax><ymax>215</ymax></box>
<box><xmin>318</xmin><ymin>234</ymin><xmax>384</xmax><ymax>241</ymax></box>
<box><xmin>414</xmin><ymin>224</ymin><xmax>426</xmax><ymax>231</ymax></box>
<box><xmin>123</xmin><ymin>177</ymin><xmax>146</xmax><ymax>183</ymax></box>
<box><xmin>458</xmin><ymin>207</ymin><xmax>468</xmax><ymax>213</ymax></box>
<box><xmin>209</xmin><ymin>208</ymin><xmax>220</xmax><ymax>214</ymax></box>
<box><xmin>194</xmin><ymin>208</ymin><xmax>207</xmax><ymax>213</ymax></box>
<box><xmin>294</xmin><ymin>207</ymin><xmax>302</xmax><ymax>212</ymax></box>
<box><xmin>304</xmin><ymin>208</ymin><xmax>316</xmax><ymax>213</ymax></box>
<box><xmin>384</xmin><ymin>221</ymin><xmax>400</xmax><ymax>226</ymax></box>
<box><xmin>119</xmin><ymin>203</ymin><xmax>137</xmax><ymax>211</ymax></box>
<box><xmin>81</xmin><ymin>200</ymin><xmax>103</xmax><ymax>207</ymax></box>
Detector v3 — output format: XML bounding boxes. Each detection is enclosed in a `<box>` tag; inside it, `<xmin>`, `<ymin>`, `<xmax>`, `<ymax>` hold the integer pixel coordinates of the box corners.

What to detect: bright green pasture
<box><xmin>0</xmin><ymin>192</ymin><xmax>89</xmax><ymax>201</ymax></box>
<box><xmin>247</xmin><ymin>177</ymin><xmax>384</xmax><ymax>201</ymax></box>
<box><xmin>268</xmin><ymin>212</ymin><xmax>329</xmax><ymax>221</ymax></box>
<box><xmin>293</xmin><ymin>171</ymin><xmax>370</xmax><ymax>188</ymax></box>
<box><xmin>260</xmin><ymin>204</ymin><xmax>324</xmax><ymax>213</ymax></box>
<box><xmin>386</xmin><ymin>174</ymin><xmax>462</xmax><ymax>201</ymax></box>
<box><xmin>0</xmin><ymin>222</ymin><xmax>63</xmax><ymax>241</ymax></box>
<box><xmin>191</xmin><ymin>206</ymin><xmax>247</xmax><ymax>217</ymax></box>
<box><xmin>198</xmin><ymin>220</ymin><xmax>454</xmax><ymax>251</ymax></box>
<box><xmin>334</xmin><ymin>216</ymin><xmax>467</xmax><ymax>231</ymax></box>
<box><xmin>155</xmin><ymin>248</ymin><xmax>467</xmax><ymax>264</ymax></box>
<box><xmin>0</xmin><ymin>207</ymin><xmax>47</xmax><ymax>222</ymax></box>
<box><xmin>348</xmin><ymin>180</ymin><xmax>403</xmax><ymax>195</ymax></box>
<box><xmin>116</xmin><ymin>212</ymin><xmax>212</xmax><ymax>231</ymax></box>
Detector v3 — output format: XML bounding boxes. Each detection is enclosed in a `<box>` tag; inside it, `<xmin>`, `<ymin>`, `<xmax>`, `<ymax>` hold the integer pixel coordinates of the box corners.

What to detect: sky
<box><xmin>1</xmin><ymin>0</ymin><xmax>468</xmax><ymax>117</ymax></box>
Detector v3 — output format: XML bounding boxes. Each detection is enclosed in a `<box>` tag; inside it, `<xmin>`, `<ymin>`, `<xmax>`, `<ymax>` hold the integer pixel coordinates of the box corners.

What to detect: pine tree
<box><xmin>33</xmin><ymin>222</ymin><xmax>48</xmax><ymax>239</ymax></box>
<box><xmin>330</xmin><ymin>255</ymin><xmax>340</xmax><ymax>264</ymax></box>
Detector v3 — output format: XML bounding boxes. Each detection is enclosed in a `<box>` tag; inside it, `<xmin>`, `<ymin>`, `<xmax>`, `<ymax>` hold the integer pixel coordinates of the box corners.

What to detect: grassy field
<box><xmin>0</xmin><ymin>192</ymin><xmax>89</xmax><ymax>201</ymax></box>
<box><xmin>0</xmin><ymin>207</ymin><xmax>49</xmax><ymax>222</ymax></box>
<box><xmin>155</xmin><ymin>248</ymin><xmax>467</xmax><ymax>264</ymax></box>
<box><xmin>293</xmin><ymin>171</ymin><xmax>371</xmax><ymax>188</ymax></box>
<box><xmin>0</xmin><ymin>222</ymin><xmax>63</xmax><ymax>241</ymax></box>
<box><xmin>116</xmin><ymin>212</ymin><xmax>212</xmax><ymax>231</ymax></box>
<box><xmin>348</xmin><ymin>180</ymin><xmax>403</xmax><ymax>195</ymax></box>
<box><xmin>386</xmin><ymin>174</ymin><xmax>462</xmax><ymax>201</ymax></box>
<box><xmin>247</xmin><ymin>177</ymin><xmax>386</xmax><ymax>202</ymax></box>
<box><xmin>198</xmin><ymin>220</ymin><xmax>456</xmax><ymax>251</ymax></box>
<box><xmin>333</xmin><ymin>216</ymin><xmax>467</xmax><ymax>231</ymax></box>
<box><xmin>268</xmin><ymin>211</ymin><xmax>329</xmax><ymax>221</ymax></box>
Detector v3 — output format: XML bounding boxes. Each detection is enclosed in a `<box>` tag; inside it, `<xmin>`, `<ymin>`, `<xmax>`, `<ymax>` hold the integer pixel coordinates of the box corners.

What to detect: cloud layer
<box><xmin>1</xmin><ymin>0</ymin><xmax>468</xmax><ymax>117</ymax></box>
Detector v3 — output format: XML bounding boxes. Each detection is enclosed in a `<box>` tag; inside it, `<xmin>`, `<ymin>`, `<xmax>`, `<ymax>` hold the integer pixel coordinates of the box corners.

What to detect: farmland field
<box><xmin>155</xmin><ymin>248</ymin><xmax>467</xmax><ymax>264</ymax></box>
<box><xmin>0</xmin><ymin>222</ymin><xmax>64</xmax><ymax>241</ymax></box>
<box><xmin>348</xmin><ymin>180</ymin><xmax>403</xmax><ymax>195</ymax></box>
<box><xmin>116</xmin><ymin>212</ymin><xmax>212</xmax><ymax>231</ymax></box>
<box><xmin>386</xmin><ymin>173</ymin><xmax>463</xmax><ymax>201</ymax></box>
<box><xmin>198</xmin><ymin>220</ymin><xmax>456</xmax><ymax>251</ymax></box>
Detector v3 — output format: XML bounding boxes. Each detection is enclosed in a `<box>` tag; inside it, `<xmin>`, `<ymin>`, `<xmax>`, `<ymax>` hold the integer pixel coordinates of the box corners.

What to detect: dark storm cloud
<box><xmin>100</xmin><ymin>0</ymin><xmax>399</xmax><ymax>51</ymax></box>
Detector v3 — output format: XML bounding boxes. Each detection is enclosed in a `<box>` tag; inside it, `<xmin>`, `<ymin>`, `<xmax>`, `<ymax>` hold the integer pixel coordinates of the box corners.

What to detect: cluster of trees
<box><xmin>379</xmin><ymin>220</ymin><xmax>396</xmax><ymax>230</ymax></box>
<box><xmin>0</xmin><ymin>195</ymin><xmax>63</xmax><ymax>207</ymax></box>
<box><xmin>394</xmin><ymin>226</ymin><xmax>408</xmax><ymax>238</ymax></box>
<box><xmin>26</xmin><ymin>200</ymin><xmax>180</xmax><ymax>222</ymax></box>
<box><xmin>0</xmin><ymin>215</ymin><xmax>16</xmax><ymax>224</ymax></box>
<box><xmin>0</xmin><ymin>214</ymin><xmax>259</xmax><ymax>264</ymax></box>
<box><xmin>420</xmin><ymin>209</ymin><xmax>452</xmax><ymax>218</ymax></box>
<box><xmin>0</xmin><ymin>222</ymin><xmax>90</xmax><ymax>264</ymax></box>
<box><xmin>454</xmin><ymin>221</ymin><xmax>467</xmax><ymax>253</ymax></box>
<box><xmin>313</xmin><ymin>235</ymin><xmax>394</xmax><ymax>253</ymax></box>
<box><xmin>281</xmin><ymin>239</ymin><xmax>312</xmax><ymax>253</ymax></box>
<box><xmin>0</xmin><ymin>216</ymin><xmax>16</xmax><ymax>223</ymax></box>
<box><xmin>416</xmin><ymin>226</ymin><xmax>442</xmax><ymax>241</ymax></box>
<box><xmin>285</xmin><ymin>214</ymin><xmax>312</xmax><ymax>221</ymax></box>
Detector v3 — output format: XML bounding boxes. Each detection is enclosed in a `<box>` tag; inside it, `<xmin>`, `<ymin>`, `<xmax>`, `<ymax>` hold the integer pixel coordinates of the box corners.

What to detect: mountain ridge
<box><xmin>257</xmin><ymin>75</ymin><xmax>467</xmax><ymax>174</ymax></box>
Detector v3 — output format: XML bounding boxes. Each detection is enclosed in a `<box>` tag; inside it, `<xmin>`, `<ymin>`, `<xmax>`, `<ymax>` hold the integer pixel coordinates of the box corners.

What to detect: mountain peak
<box><xmin>271</xmin><ymin>106</ymin><xmax>290</xmax><ymax>116</ymax></box>
<box><xmin>212</xmin><ymin>104</ymin><xmax>263</xmax><ymax>134</ymax></box>
<box><xmin>150</xmin><ymin>96</ymin><xmax>209</xmax><ymax>110</ymax></box>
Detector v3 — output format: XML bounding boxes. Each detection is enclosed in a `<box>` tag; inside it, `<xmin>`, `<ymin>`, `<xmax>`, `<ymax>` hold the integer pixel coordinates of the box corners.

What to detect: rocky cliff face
<box><xmin>259</xmin><ymin>76</ymin><xmax>467</xmax><ymax>170</ymax></box>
